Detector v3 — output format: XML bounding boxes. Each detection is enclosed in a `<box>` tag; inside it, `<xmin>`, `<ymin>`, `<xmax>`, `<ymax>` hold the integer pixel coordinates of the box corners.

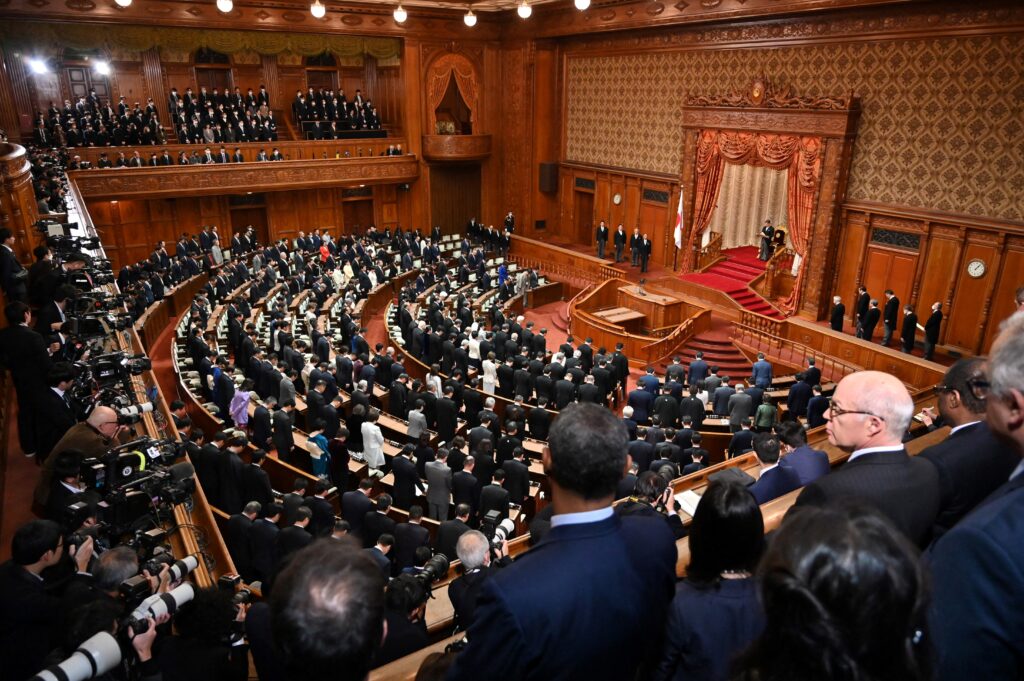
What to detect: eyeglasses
<box><xmin>966</xmin><ymin>376</ymin><xmax>991</xmax><ymax>401</ymax></box>
<box><xmin>827</xmin><ymin>401</ymin><xmax>887</xmax><ymax>421</ymax></box>
<box><xmin>933</xmin><ymin>384</ymin><xmax>955</xmax><ymax>395</ymax></box>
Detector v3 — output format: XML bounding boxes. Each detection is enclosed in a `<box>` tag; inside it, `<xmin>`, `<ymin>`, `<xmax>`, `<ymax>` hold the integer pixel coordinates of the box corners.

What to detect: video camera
<box><xmin>480</xmin><ymin>511</ymin><xmax>516</xmax><ymax>550</ymax></box>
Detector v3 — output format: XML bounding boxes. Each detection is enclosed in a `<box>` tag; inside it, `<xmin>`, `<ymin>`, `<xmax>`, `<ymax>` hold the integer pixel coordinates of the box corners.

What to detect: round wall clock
<box><xmin>612</xmin><ymin>193</ymin><xmax>622</xmax><ymax>205</ymax></box>
<box><xmin>966</xmin><ymin>258</ymin><xmax>986</xmax><ymax>278</ymax></box>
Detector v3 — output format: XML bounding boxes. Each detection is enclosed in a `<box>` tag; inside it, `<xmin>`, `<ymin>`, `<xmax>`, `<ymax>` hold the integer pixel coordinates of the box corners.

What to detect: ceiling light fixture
<box><xmin>216</xmin><ymin>0</ymin><xmax>233</xmax><ymax>13</ymax></box>
<box><xmin>574</xmin><ymin>0</ymin><xmax>590</xmax><ymax>10</ymax></box>
<box><xmin>463</xmin><ymin>7</ymin><xmax>476</xmax><ymax>26</ymax></box>
<box><xmin>114</xmin><ymin>0</ymin><xmax>132</xmax><ymax>7</ymax></box>
<box><xmin>310</xmin><ymin>0</ymin><xmax>326</xmax><ymax>18</ymax></box>
<box><xmin>93</xmin><ymin>60</ymin><xmax>111</xmax><ymax>75</ymax></box>
<box><xmin>393</xmin><ymin>4</ymin><xmax>407</xmax><ymax>22</ymax></box>
<box><xmin>517</xmin><ymin>0</ymin><xmax>531</xmax><ymax>18</ymax></box>
<box><xmin>27</xmin><ymin>58</ymin><xmax>48</xmax><ymax>75</ymax></box>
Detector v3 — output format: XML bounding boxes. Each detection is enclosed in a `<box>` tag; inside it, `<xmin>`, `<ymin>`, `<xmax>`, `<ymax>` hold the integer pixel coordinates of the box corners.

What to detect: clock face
<box><xmin>967</xmin><ymin>259</ymin><xmax>986</xmax><ymax>278</ymax></box>
<box><xmin>612</xmin><ymin>193</ymin><xmax>622</xmax><ymax>205</ymax></box>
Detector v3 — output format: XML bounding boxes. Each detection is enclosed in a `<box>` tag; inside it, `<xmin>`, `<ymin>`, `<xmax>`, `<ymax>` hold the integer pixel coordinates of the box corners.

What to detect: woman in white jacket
<box><xmin>481</xmin><ymin>351</ymin><xmax>498</xmax><ymax>394</ymax></box>
<box><xmin>361</xmin><ymin>409</ymin><xmax>386</xmax><ymax>474</ymax></box>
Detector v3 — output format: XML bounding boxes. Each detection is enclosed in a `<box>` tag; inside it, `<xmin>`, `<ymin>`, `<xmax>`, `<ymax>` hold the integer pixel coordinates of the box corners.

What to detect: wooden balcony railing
<box><xmin>755</xmin><ymin>247</ymin><xmax>796</xmax><ymax>300</ymax></box>
<box><xmin>732</xmin><ymin>321</ymin><xmax>863</xmax><ymax>382</ymax></box>
<box><xmin>696</xmin><ymin>231</ymin><xmax>723</xmax><ymax>271</ymax></box>
<box><xmin>509</xmin><ymin>234</ymin><xmax>626</xmax><ymax>291</ymax></box>
<box><xmin>640</xmin><ymin>308</ymin><xmax>712</xmax><ymax>364</ymax></box>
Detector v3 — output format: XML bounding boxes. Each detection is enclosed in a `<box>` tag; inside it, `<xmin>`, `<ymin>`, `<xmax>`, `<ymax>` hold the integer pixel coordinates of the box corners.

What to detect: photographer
<box><xmin>616</xmin><ymin>471</ymin><xmax>687</xmax><ymax>540</ymax></box>
<box><xmin>0</xmin><ymin>519</ymin><xmax>94</xmax><ymax>681</ymax></box>
<box><xmin>373</xmin><ymin>574</ymin><xmax>430</xmax><ymax>668</ymax></box>
<box><xmin>35</xmin><ymin>405</ymin><xmax>123</xmax><ymax>509</ymax></box>
<box><xmin>46</xmin><ymin>600</ymin><xmax>164</xmax><ymax>681</ymax></box>
<box><xmin>448</xmin><ymin>530</ymin><xmax>511</xmax><ymax>631</ymax></box>
<box><xmin>156</xmin><ymin>587</ymin><xmax>248</xmax><ymax>681</ymax></box>
<box><xmin>0</xmin><ymin>301</ymin><xmax>53</xmax><ymax>458</ymax></box>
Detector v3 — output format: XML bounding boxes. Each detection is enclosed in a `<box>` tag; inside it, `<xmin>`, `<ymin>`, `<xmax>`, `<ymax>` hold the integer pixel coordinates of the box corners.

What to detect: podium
<box><xmin>618</xmin><ymin>285</ymin><xmax>687</xmax><ymax>329</ymax></box>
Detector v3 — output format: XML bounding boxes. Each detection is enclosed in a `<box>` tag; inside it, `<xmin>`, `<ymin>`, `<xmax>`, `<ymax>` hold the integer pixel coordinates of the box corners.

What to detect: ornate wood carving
<box><xmin>421</xmin><ymin>134</ymin><xmax>492</xmax><ymax>161</ymax></box>
<box><xmin>0</xmin><ymin>143</ymin><xmax>40</xmax><ymax>263</ymax></box>
<box><xmin>69</xmin><ymin>156</ymin><xmax>420</xmax><ymax>199</ymax></box>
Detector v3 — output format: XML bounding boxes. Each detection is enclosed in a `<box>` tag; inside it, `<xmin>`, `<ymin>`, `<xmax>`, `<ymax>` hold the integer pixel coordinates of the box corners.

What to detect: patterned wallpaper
<box><xmin>565</xmin><ymin>34</ymin><xmax>1024</xmax><ymax>222</ymax></box>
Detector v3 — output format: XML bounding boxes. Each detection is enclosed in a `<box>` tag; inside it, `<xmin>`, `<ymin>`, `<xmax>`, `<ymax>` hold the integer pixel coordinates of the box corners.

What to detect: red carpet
<box><xmin>681</xmin><ymin>246</ymin><xmax>783</xmax><ymax>319</ymax></box>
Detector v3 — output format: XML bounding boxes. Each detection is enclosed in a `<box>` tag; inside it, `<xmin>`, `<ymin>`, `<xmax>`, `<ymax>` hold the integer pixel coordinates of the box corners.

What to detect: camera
<box><xmin>31</xmin><ymin>632</ymin><xmax>123</xmax><ymax>681</ymax></box>
<box><xmin>480</xmin><ymin>511</ymin><xmax>516</xmax><ymax>549</ymax></box>
<box><xmin>413</xmin><ymin>553</ymin><xmax>450</xmax><ymax>591</ymax></box>
<box><xmin>124</xmin><ymin>581</ymin><xmax>197</xmax><ymax>636</ymax></box>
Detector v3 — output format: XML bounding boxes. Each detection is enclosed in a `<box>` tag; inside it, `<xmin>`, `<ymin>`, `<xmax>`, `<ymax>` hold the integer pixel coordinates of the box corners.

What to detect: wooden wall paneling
<box><xmin>28</xmin><ymin>68</ymin><xmax>61</xmax><ymax>116</ymax></box>
<box><xmin>915</xmin><ymin>228</ymin><xmax>961</xmax><ymax>323</ymax></box>
<box><xmin>376</xmin><ymin>184</ymin><xmax>398</xmax><ymax>228</ymax></box>
<box><xmin>558</xmin><ymin>168</ymin><xmax>574</xmax><ymax>236</ymax></box>
<box><xmin>0</xmin><ymin>53</ymin><xmax>24</xmax><ymax>142</ymax></box>
<box><xmin>400</xmin><ymin>39</ymin><xmax>427</xmax><ymax>232</ymax></box>
<box><xmin>945</xmin><ymin>235</ymin><xmax>1002</xmax><ymax>354</ymax></box>
<box><xmin>862</xmin><ymin>246</ymin><xmax>918</xmax><ymax>309</ymax></box>
<box><xmin>259</xmin><ymin>55</ymin><xmax>280</xmax><ymax>115</ymax></box>
<box><xmin>832</xmin><ymin>211</ymin><xmax>869</xmax><ymax>324</ymax></box>
<box><xmin>640</xmin><ymin>200</ymin><xmax>667</xmax><ymax>266</ymax></box>
<box><xmin>340</xmin><ymin>68</ymin><xmax>365</xmax><ymax>101</ymax></box>
<box><xmin>623</xmin><ymin>176</ymin><xmax>642</xmax><ymax>232</ymax></box>
<box><xmin>981</xmin><ymin>237</ymin><xmax>1024</xmax><ymax>352</ymax></box>
<box><xmin>266</xmin><ymin>191</ymin><xmax>298</xmax><ymax>244</ymax></box>
<box><xmin>112</xmin><ymin>61</ymin><xmax>148</xmax><ymax>109</ymax></box>
<box><xmin>530</xmin><ymin>42</ymin><xmax>560</xmax><ymax>238</ymax></box>
<box><xmin>479</xmin><ymin>43</ymin><xmax>503</xmax><ymax>228</ymax></box>
<box><xmin>141</xmin><ymin>49</ymin><xmax>168</xmax><ymax>126</ymax></box>
<box><xmin>277</xmin><ymin>66</ymin><xmax>306</xmax><ymax>120</ymax></box>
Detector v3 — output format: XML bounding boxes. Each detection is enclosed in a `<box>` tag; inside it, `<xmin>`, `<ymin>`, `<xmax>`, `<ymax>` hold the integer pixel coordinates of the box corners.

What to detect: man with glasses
<box><xmin>33</xmin><ymin>405</ymin><xmax>122</xmax><ymax>509</ymax></box>
<box><xmin>918</xmin><ymin>358</ymin><xmax>1018</xmax><ymax>538</ymax></box>
<box><xmin>792</xmin><ymin>370</ymin><xmax>939</xmax><ymax>547</ymax></box>
<box><xmin>930</xmin><ymin>311</ymin><xmax>1024</xmax><ymax>681</ymax></box>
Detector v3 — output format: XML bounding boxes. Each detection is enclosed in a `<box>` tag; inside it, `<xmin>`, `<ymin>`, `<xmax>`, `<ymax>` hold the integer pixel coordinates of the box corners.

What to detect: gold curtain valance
<box><xmin>0</xmin><ymin>21</ymin><xmax>401</xmax><ymax>60</ymax></box>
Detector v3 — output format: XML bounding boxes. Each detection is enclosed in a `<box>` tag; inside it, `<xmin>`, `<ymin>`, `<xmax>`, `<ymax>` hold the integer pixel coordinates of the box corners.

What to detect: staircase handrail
<box><xmin>761</xmin><ymin>247</ymin><xmax>796</xmax><ymax>299</ymax></box>
<box><xmin>696</xmin><ymin>231</ymin><xmax>724</xmax><ymax>271</ymax></box>
<box><xmin>732</xmin><ymin>322</ymin><xmax>864</xmax><ymax>380</ymax></box>
<box><xmin>641</xmin><ymin>309</ymin><xmax>713</xmax><ymax>364</ymax></box>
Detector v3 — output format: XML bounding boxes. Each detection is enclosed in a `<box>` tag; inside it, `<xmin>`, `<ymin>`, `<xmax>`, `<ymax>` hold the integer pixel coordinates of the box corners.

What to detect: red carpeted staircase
<box><xmin>654</xmin><ymin>320</ymin><xmax>751</xmax><ymax>378</ymax></box>
<box><xmin>682</xmin><ymin>246</ymin><xmax>783</xmax><ymax>319</ymax></box>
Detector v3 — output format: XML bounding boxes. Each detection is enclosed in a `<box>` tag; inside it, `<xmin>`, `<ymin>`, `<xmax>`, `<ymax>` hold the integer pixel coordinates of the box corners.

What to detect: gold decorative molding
<box><xmin>421</xmin><ymin>134</ymin><xmax>492</xmax><ymax>161</ymax></box>
<box><xmin>684</xmin><ymin>77</ymin><xmax>856</xmax><ymax>111</ymax></box>
<box><xmin>68</xmin><ymin>156</ymin><xmax>420</xmax><ymax>199</ymax></box>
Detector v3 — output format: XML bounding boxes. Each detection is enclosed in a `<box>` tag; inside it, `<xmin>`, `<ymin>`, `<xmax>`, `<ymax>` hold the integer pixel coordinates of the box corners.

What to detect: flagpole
<box><xmin>672</xmin><ymin>186</ymin><xmax>684</xmax><ymax>271</ymax></box>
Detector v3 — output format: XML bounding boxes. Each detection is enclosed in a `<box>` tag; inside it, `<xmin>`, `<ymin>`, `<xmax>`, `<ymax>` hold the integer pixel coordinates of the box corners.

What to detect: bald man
<box><xmin>33</xmin><ymin>405</ymin><xmax>123</xmax><ymax>507</ymax></box>
<box><xmin>791</xmin><ymin>370</ymin><xmax>939</xmax><ymax>547</ymax></box>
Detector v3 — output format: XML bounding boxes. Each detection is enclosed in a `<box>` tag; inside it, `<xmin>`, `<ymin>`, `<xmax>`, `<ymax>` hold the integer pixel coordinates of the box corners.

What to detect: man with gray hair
<box><xmin>448</xmin><ymin>530</ymin><xmax>510</xmax><ymax>631</ymax></box>
<box><xmin>930</xmin><ymin>311</ymin><xmax>1024</xmax><ymax>681</ymax></box>
<box><xmin>792</xmin><ymin>370</ymin><xmax>939</xmax><ymax>547</ymax></box>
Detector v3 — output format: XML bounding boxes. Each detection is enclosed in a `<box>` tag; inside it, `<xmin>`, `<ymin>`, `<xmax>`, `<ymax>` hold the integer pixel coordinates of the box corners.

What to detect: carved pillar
<box><xmin>0</xmin><ymin>143</ymin><xmax>40</xmax><ymax>264</ymax></box>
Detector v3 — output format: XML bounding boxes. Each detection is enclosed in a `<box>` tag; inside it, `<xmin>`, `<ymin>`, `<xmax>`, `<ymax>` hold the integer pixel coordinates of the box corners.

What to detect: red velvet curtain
<box><xmin>683</xmin><ymin>130</ymin><xmax>822</xmax><ymax>313</ymax></box>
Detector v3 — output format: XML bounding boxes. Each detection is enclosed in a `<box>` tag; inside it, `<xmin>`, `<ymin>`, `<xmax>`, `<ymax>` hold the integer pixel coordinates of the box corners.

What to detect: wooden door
<box><xmin>861</xmin><ymin>246</ymin><xmax>917</xmax><ymax>308</ymax></box>
<box><xmin>196</xmin><ymin>67</ymin><xmax>233</xmax><ymax>93</ymax></box>
<box><xmin>343</xmin><ymin>200</ymin><xmax>375</xmax><ymax>233</ymax></box>
<box><xmin>230</xmin><ymin>206</ymin><xmax>269</xmax><ymax>248</ymax></box>
<box><xmin>430</xmin><ymin>163</ymin><xmax>481</xmax><ymax>235</ymax></box>
<box><xmin>306</xmin><ymin>70</ymin><xmax>337</xmax><ymax>92</ymax></box>
<box><xmin>65</xmin><ymin>66</ymin><xmax>110</xmax><ymax>102</ymax></box>
<box><xmin>574</xmin><ymin>191</ymin><xmax>594</xmax><ymax>246</ymax></box>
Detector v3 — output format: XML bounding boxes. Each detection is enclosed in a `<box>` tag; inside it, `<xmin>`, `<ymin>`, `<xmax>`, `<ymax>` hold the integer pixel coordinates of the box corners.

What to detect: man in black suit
<box><xmin>341</xmin><ymin>479</ymin><xmax>375</xmax><ymax>541</ymax></box>
<box><xmin>0</xmin><ymin>301</ymin><xmax>52</xmax><ymax>456</ymax></box>
<box><xmin>479</xmin><ymin>469</ymin><xmax>511</xmax><ymax>522</ymax></box>
<box><xmin>923</xmin><ymin>301</ymin><xmax>943</xmax><ymax>360</ymax></box>
<box><xmin>275</xmin><ymin>507</ymin><xmax>314</xmax><ymax>574</ymax></box>
<box><xmin>613</xmin><ymin>224</ymin><xmax>627</xmax><ymax>262</ymax></box>
<box><xmin>503</xmin><ymin>448</ymin><xmax>531</xmax><ymax>506</ymax></box>
<box><xmin>435</xmin><ymin>504</ymin><xmax>472</xmax><ymax>560</ymax></box>
<box><xmin>392</xmin><ymin>445</ymin><xmax>425</xmax><ymax>510</ymax></box>
<box><xmin>639</xmin><ymin>233</ymin><xmax>653</xmax><ymax>273</ymax></box>
<box><xmin>303</xmin><ymin>479</ymin><xmax>336</xmax><ymax>537</ymax></box>
<box><xmin>793</xmin><ymin>370</ymin><xmax>939</xmax><ymax>547</ymax></box>
<box><xmin>218</xmin><ymin>436</ymin><xmax>248</xmax><ymax>514</ymax></box>
<box><xmin>453</xmin><ymin>456</ymin><xmax>481</xmax><ymax>520</ymax></box>
<box><xmin>830</xmin><ymin>295</ymin><xmax>846</xmax><ymax>332</ymax></box>
<box><xmin>900</xmin><ymin>304</ymin><xmax>918</xmax><ymax>354</ymax></box>
<box><xmin>804</xmin><ymin>357</ymin><xmax>822</xmax><ymax>389</ymax></box>
<box><xmin>862</xmin><ymin>299</ymin><xmax>881</xmax><ymax>343</ymax></box>
<box><xmin>248</xmin><ymin>503</ymin><xmax>281</xmax><ymax>584</ymax></box>
<box><xmin>919</xmin><ymin>358</ymin><xmax>1019</xmax><ymax>538</ymax></box>
<box><xmin>362</xmin><ymin>494</ymin><xmax>397</xmax><ymax>548</ymax></box>
<box><xmin>629</xmin><ymin>227</ymin><xmax>642</xmax><ymax>266</ymax></box>
<box><xmin>882</xmin><ymin>289</ymin><xmax>900</xmax><ymax>346</ymax></box>
<box><xmin>392</xmin><ymin>505</ymin><xmax>431</xmax><ymax>575</ymax></box>
<box><xmin>787</xmin><ymin>372</ymin><xmax>813</xmax><ymax>418</ymax></box>
<box><xmin>364</xmin><ymin>534</ymin><xmax>393</xmax><ymax>579</ymax></box>
<box><xmin>436</xmin><ymin>387</ymin><xmax>459</xmax><ymax>443</ymax></box>
<box><xmin>595</xmin><ymin>221</ymin><xmax>609</xmax><ymax>259</ymax></box>
<box><xmin>0</xmin><ymin>228</ymin><xmax>27</xmax><ymax>303</ymax></box>
<box><xmin>34</xmin><ymin>362</ymin><xmax>78</xmax><ymax>463</ymax></box>
<box><xmin>281</xmin><ymin>477</ymin><xmax>308</xmax><ymax>525</ymax></box>
<box><xmin>241</xmin><ymin>448</ymin><xmax>274</xmax><ymax>510</ymax></box>
<box><xmin>528</xmin><ymin>398</ymin><xmax>552</xmax><ymax>440</ymax></box>
<box><xmin>225</xmin><ymin>501</ymin><xmax>260</xmax><ymax>581</ymax></box>
<box><xmin>272</xmin><ymin>400</ymin><xmax>296</xmax><ymax>461</ymax></box>
<box><xmin>854</xmin><ymin>285</ymin><xmax>870</xmax><ymax>338</ymax></box>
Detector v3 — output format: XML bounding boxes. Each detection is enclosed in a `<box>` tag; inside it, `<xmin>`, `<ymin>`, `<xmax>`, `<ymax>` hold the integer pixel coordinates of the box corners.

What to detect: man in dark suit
<box><xmin>436</xmin><ymin>388</ymin><xmax>459</xmax><ymax>443</ymax></box>
<box><xmin>748</xmin><ymin>433</ymin><xmax>802</xmax><ymax>504</ymax></box>
<box><xmin>881</xmin><ymin>289</ymin><xmax>900</xmax><ymax>346</ymax></box>
<box><xmin>362</xmin><ymin>494</ymin><xmax>397</xmax><ymax>548</ymax></box>
<box><xmin>595</xmin><ymin>221</ymin><xmax>609</xmax><ymax>259</ymax></box>
<box><xmin>503</xmin><ymin>448</ymin><xmax>531</xmax><ymax>506</ymax></box>
<box><xmin>435</xmin><ymin>504</ymin><xmax>472</xmax><ymax>560</ymax></box>
<box><xmin>806</xmin><ymin>385</ymin><xmax>830</xmax><ymax>428</ymax></box>
<box><xmin>275</xmin><ymin>507</ymin><xmax>314</xmax><ymax>574</ymax></box>
<box><xmin>341</xmin><ymin>479</ymin><xmax>375</xmax><ymax>541</ymax></box>
<box><xmin>303</xmin><ymin>479</ymin><xmax>336</xmax><ymax>537</ymax></box>
<box><xmin>248</xmin><ymin>503</ymin><xmax>281</xmax><ymax>583</ymax></box>
<box><xmin>391</xmin><ymin>505</ymin><xmax>431</xmax><ymax>575</ymax></box>
<box><xmin>447</xmin><ymin>404</ymin><xmax>677</xmax><ymax>680</ymax></box>
<box><xmin>854</xmin><ymin>285</ymin><xmax>870</xmax><ymax>338</ymax></box>
<box><xmin>479</xmin><ymin>469</ymin><xmax>511</xmax><ymax>522</ymax></box>
<box><xmin>34</xmin><ymin>363</ymin><xmax>78</xmax><ymax>462</ymax></box>
<box><xmin>241</xmin><ymin>449</ymin><xmax>274</xmax><ymax>509</ymax></box>
<box><xmin>776</xmin><ymin>420</ymin><xmax>830</xmax><ymax>486</ymax></box>
<box><xmin>280</xmin><ymin>478</ymin><xmax>308</xmax><ymax>526</ymax></box>
<box><xmin>528</xmin><ymin>399</ymin><xmax>552</xmax><ymax>440</ymax></box>
<box><xmin>862</xmin><ymin>298</ymin><xmax>881</xmax><ymax>343</ymax></box>
<box><xmin>793</xmin><ymin>371</ymin><xmax>939</xmax><ymax>547</ymax></box>
<box><xmin>919</xmin><ymin>358</ymin><xmax>1019</xmax><ymax>538</ymax></box>
<box><xmin>923</xmin><ymin>301</ymin><xmax>943</xmax><ymax>360</ymax></box>
<box><xmin>626</xmin><ymin>386</ymin><xmax>655</xmax><ymax>424</ymax></box>
<box><xmin>453</xmin><ymin>457</ymin><xmax>482</xmax><ymax>520</ymax></box>
<box><xmin>613</xmin><ymin>224</ymin><xmax>627</xmax><ymax>262</ymax></box>
<box><xmin>0</xmin><ymin>228</ymin><xmax>28</xmax><ymax>303</ymax></box>
<box><xmin>272</xmin><ymin>400</ymin><xmax>296</xmax><ymax>461</ymax></box>
<box><xmin>687</xmin><ymin>351</ymin><xmax>709</xmax><ymax>386</ymax></box>
<box><xmin>830</xmin><ymin>295</ymin><xmax>846</xmax><ymax>332</ymax></box>
<box><xmin>786</xmin><ymin>372</ymin><xmax>813</xmax><ymax>418</ymax></box>
<box><xmin>364</xmin><ymin>534</ymin><xmax>394</xmax><ymax>579</ymax></box>
<box><xmin>392</xmin><ymin>445</ymin><xmax>425</xmax><ymax>510</ymax></box>
<box><xmin>225</xmin><ymin>501</ymin><xmax>260</xmax><ymax>581</ymax></box>
<box><xmin>928</xmin><ymin>315</ymin><xmax>1024</xmax><ymax>681</ymax></box>
<box><xmin>900</xmin><ymin>304</ymin><xmax>918</xmax><ymax>354</ymax></box>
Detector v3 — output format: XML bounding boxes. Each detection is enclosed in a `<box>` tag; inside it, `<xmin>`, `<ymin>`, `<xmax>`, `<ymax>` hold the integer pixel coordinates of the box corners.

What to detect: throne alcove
<box><xmin>421</xmin><ymin>52</ymin><xmax>492</xmax><ymax>162</ymax></box>
<box><xmin>678</xmin><ymin>78</ymin><xmax>861</xmax><ymax>320</ymax></box>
